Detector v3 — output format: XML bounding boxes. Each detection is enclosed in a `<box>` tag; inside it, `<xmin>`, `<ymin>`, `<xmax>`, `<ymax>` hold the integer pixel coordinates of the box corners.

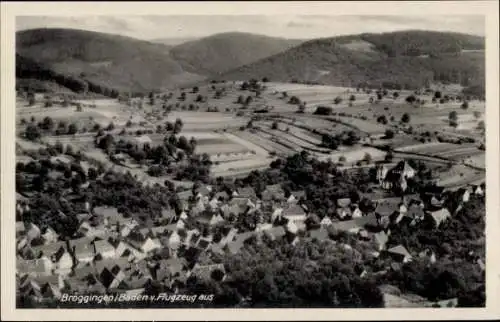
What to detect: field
<box><xmin>16</xmin><ymin>81</ymin><xmax>486</xmax><ymax>189</ymax></box>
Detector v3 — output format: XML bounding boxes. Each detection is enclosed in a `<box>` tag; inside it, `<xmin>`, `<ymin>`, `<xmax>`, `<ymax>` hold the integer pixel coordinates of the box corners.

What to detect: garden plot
<box><xmin>231</xmin><ymin>131</ymin><xmax>287</xmax><ymax>155</ymax></box>
<box><xmin>16</xmin><ymin>138</ymin><xmax>46</xmax><ymax>152</ymax></box>
<box><xmin>211</xmin><ymin>157</ymin><xmax>272</xmax><ymax>174</ymax></box>
<box><xmin>436</xmin><ymin>164</ymin><xmax>485</xmax><ymax>188</ymax></box>
<box><xmin>196</xmin><ymin>143</ymin><xmax>250</xmax><ymax>155</ymax></box>
<box><xmin>330</xmin><ymin>116</ymin><xmax>386</xmax><ymax>135</ymax></box>
<box><xmin>42</xmin><ymin>134</ymin><xmax>95</xmax><ymax>151</ymax></box>
<box><xmin>316</xmin><ymin>146</ymin><xmax>386</xmax><ymax>164</ymax></box>
<box><xmin>166</xmin><ymin>112</ymin><xmax>248</xmax><ymax>131</ymax></box>
<box><xmin>463</xmin><ymin>153</ymin><xmax>485</xmax><ymax>169</ymax></box>
<box><xmin>395</xmin><ymin>142</ymin><xmax>481</xmax><ymax>161</ymax></box>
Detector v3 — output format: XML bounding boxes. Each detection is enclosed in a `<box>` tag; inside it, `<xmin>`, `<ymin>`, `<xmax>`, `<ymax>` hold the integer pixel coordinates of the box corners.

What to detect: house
<box><xmin>374</xmin><ymin>230</ymin><xmax>389</xmax><ymax>251</ymax></box>
<box><xmin>94</xmin><ymin>239</ymin><xmax>116</xmax><ymax>259</ymax></box>
<box><xmin>428</xmin><ymin>208</ymin><xmax>451</xmax><ymax>227</ymax></box>
<box><xmin>25</xmin><ymin>222</ymin><xmax>41</xmax><ymax>241</ymax></box>
<box><xmin>93</xmin><ymin>206</ymin><xmax>124</xmax><ymax>227</ymax></box>
<box><xmin>459</xmin><ymin>187</ymin><xmax>471</xmax><ymax>203</ymax></box>
<box><xmin>286</xmin><ymin>221</ymin><xmax>299</xmax><ymax>234</ymax></box>
<box><xmin>194</xmin><ymin>184</ymin><xmax>212</xmax><ymax>198</ymax></box>
<box><xmin>376</xmin><ymin>165</ymin><xmax>390</xmax><ymax>184</ymax></box>
<box><xmin>17</xmin><ymin>256</ymin><xmax>53</xmax><ymax>277</ymax></box>
<box><xmin>290</xmin><ymin>190</ymin><xmax>306</xmax><ymax>201</ymax></box>
<box><xmin>152</xmin><ymin>258</ymin><xmax>185</xmax><ymax>280</ymax></box>
<box><xmin>282</xmin><ymin>204</ymin><xmax>307</xmax><ymax>223</ymax></box>
<box><xmin>219</xmin><ymin>228</ymin><xmax>238</xmax><ymax>246</ymax></box>
<box><xmin>261</xmin><ymin>184</ymin><xmax>285</xmax><ymax>202</ymax></box>
<box><xmin>227</xmin><ymin>232</ymin><xmax>255</xmax><ymax>255</ymax></box>
<box><xmin>375</xmin><ymin>201</ymin><xmax>399</xmax><ymax>218</ymax></box>
<box><xmin>214</xmin><ymin>190</ymin><xmax>229</xmax><ymax>202</ymax></box>
<box><xmin>351</xmin><ymin>206</ymin><xmax>363</xmax><ymax>218</ymax></box>
<box><xmin>70</xmin><ymin>237</ymin><xmax>96</xmax><ymax>263</ymax></box>
<box><xmin>50</xmin><ymin>155</ymin><xmax>73</xmax><ymax>165</ymax></box>
<box><xmin>380</xmin><ymin>161</ymin><xmax>415</xmax><ymax>191</ymax></box>
<box><xmin>336</xmin><ymin>206</ymin><xmax>352</xmax><ymax>220</ymax></box>
<box><xmin>52</xmin><ymin>247</ymin><xmax>73</xmax><ymax>273</ymax></box>
<box><xmin>41</xmin><ymin>226</ymin><xmax>59</xmax><ymax>244</ymax></box>
<box><xmin>320</xmin><ymin>216</ymin><xmax>333</xmax><ymax>226</ymax></box>
<box><xmin>386</xmin><ymin>245</ymin><xmax>412</xmax><ymax>263</ymax></box>
<box><xmin>131</xmin><ymin>237</ymin><xmax>161</xmax><ymax>254</ymax></box>
<box><xmin>418</xmin><ymin>249</ymin><xmax>437</xmax><ymax>264</ymax></box>
<box><xmin>472</xmin><ymin>184</ymin><xmax>484</xmax><ymax>196</ymax></box>
<box><xmin>16</xmin><ymin>222</ymin><xmax>26</xmax><ymax>237</ymax></box>
<box><xmin>337</xmin><ymin>198</ymin><xmax>351</xmax><ymax>209</ymax></box>
<box><xmin>209</xmin><ymin>213</ymin><xmax>225</xmax><ymax>226</ymax></box>
<box><xmin>176</xmin><ymin>189</ymin><xmax>194</xmax><ymax>201</ymax></box>
<box><xmin>263</xmin><ymin>226</ymin><xmax>286</xmax><ymax>241</ymax></box>
<box><xmin>236</xmin><ymin>187</ymin><xmax>257</xmax><ymax>200</ymax></box>
<box><xmin>334</xmin><ymin>213</ymin><xmax>381</xmax><ymax>233</ymax></box>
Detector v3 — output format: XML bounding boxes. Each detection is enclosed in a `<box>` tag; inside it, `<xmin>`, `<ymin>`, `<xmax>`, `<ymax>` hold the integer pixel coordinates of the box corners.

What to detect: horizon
<box><xmin>16</xmin><ymin>15</ymin><xmax>485</xmax><ymax>41</ymax></box>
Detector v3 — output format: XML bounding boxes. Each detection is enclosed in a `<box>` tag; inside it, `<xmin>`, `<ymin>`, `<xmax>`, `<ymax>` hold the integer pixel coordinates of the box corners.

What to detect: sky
<box><xmin>16</xmin><ymin>15</ymin><xmax>485</xmax><ymax>41</ymax></box>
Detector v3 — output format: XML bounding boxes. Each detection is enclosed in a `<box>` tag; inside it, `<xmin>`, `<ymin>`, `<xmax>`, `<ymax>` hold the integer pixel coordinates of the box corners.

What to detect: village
<box><xmin>15</xmin><ymin>151</ymin><xmax>485</xmax><ymax>307</ymax></box>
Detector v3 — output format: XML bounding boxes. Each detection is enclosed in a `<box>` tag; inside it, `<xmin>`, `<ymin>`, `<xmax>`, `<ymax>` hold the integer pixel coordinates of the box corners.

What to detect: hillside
<box><xmin>170</xmin><ymin>32</ymin><xmax>304</xmax><ymax>75</ymax></box>
<box><xmin>151</xmin><ymin>37</ymin><xmax>199</xmax><ymax>47</ymax></box>
<box><xmin>16</xmin><ymin>28</ymin><xmax>205</xmax><ymax>95</ymax></box>
<box><xmin>217</xmin><ymin>30</ymin><xmax>485</xmax><ymax>90</ymax></box>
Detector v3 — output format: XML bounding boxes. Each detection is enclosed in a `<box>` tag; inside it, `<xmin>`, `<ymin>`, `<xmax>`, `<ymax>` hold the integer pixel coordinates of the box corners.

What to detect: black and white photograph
<box><xmin>1</xmin><ymin>1</ymin><xmax>499</xmax><ymax>321</ymax></box>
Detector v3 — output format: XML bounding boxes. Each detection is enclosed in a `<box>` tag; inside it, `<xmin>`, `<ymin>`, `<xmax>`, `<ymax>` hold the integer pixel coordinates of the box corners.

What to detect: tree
<box><xmin>245</xmin><ymin>96</ymin><xmax>253</xmax><ymax>106</ymax></box>
<box><xmin>106</xmin><ymin>122</ymin><xmax>115</xmax><ymax>131</ymax></box>
<box><xmin>461</xmin><ymin>101</ymin><xmax>469</xmax><ymax>110</ymax></box>
<box><xmin>477</xmin><ymin>120</ymin><xmax>485</xmax><ymax>131</ymax></box>
<box><xmin>148</xmin><ymin>92</ymin><xmax>155</xmax><ymax>106</ymax></box>
<box><xmin>76</xmin><ymin>104</ymin><xmax>83</xmax><ymax>112</ymax></box>
<box><xmin>401</xmin><ymin>113</ymin><xmax>411</xmax><ymax>124</ymax></box>
<box><xmin>334</xmin><ymin>96</ymin><xmax>343</xmax><ymax>105</ymax></box>
<box><xmin>377</xmin><ymin>115</ymin><xmax>388</xmax><ymax>125</ymax></box>
<box><xmin>25</xmin><ymin>124</ymin><xmax>41</xmax><ymax>141</ymax></box>
<box><xmin>434</xmin><ymin>91</ymin><xmax>442</xmax><ymax>99</ymax></box>
<box><xmin>195</xmin><ymin>94</ymin><xmax>204</xmax><ymax>102</ymax></box>
<box><xmin>41</xmin><ymin>116</ymin><xmax>54</xmax><ymax>131</ymax></box>
<box><xmin>271</xmin><ymin>121</ymin><xmax>279</xmax><ymax>130</ymax></box>
<box><xmin>262</xmin><ymin>77</ymin><xmax>269</xmax><ymax>83</ymax></box>
<box><xmin>384</xmin><ymin>129</ymin><xmax>395</xmax><ymax>139</ymax></box>
<box><xmin>349</xmin><ymin>95</ymin><xmax>356</xmax><ymax>102</ymax></box>
<box><xmin>393</xmin><ymin>92</ymin><xmax>400</xmax><ymax>99</ymax></box>
<box><xmin>385</xmin><ymin>151</ymin><xmax>394</xmax><ymax>162</ymax></box>
<box><xmin>288</xmin><ymin>96</ymin><xmax>301</xmax><ymax>105</ymax></box>
<box><xmin>44</xmin><ymin>97</ymin><xmax>53</xmax><ymax>108</ymax></box>
<box><xmin>174</xmin><ymin>118</ymin><xmax>183</xmax><ymax>134</ymax></box>
<box><xmin>192</xmin><ymin>86</ymin><xmax>199</xmax><ymax>94</ymax></box>
<box><xmin>236</xmin><ymin>95</ymin><xmax>245</xmax><ymax>104</ymax></box>
<box><xmin>449</xmin><ymin>111</ymin><xmax>458</xmax><ymax>122</ymax></box>
<box><xmin>473</xmin><ymin>111</ymin><xmax>482</xmax><ymax>119</ymax></box>
<box><xmin>363</xmin><ymin>153</ymin><xmax>372</xmax><ymax>164</ymax></box>
<box><xmin>406</xmin><ymin>95</ymin><xmax>417</xmax><ymax>104</ymax></box>
<box><xmin>314</xmin><ymin>106</ymin><xmax>332</xmax><ymax>115</ymax></box>
<box><xmin>68</xmin><ymin>123</ymin><xmax>78</xmax><ymax>135</ymax></box>
<box><xmin>27</xmin><ymin>93</ymin><xmax>36</xmax><ymax>106</ymax></box>
<box><xmin>297</xmin><ymin>105</ymin><xmax>306</xmax><ymax>113</ymax></box>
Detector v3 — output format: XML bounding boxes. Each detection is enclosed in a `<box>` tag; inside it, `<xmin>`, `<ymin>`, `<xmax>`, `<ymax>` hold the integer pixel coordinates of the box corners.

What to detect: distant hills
<box><xmin>16</xmin><ymin>28</ymin><xmax>485</xmax><ymax>96</ymax></box>
<box><xmin>217</xmin><ymin>30</ymin><xmax>485</xmax><ymax>90</ymax></box>
<box><xmin>16</xmin><ymin>28</ymin><xmax>201</xmax><ymax>95</ymax></box>
<box><xmin>169</xmin><ymin>32</ymin><xmax>304</xmax><ymax>75</ymax></box>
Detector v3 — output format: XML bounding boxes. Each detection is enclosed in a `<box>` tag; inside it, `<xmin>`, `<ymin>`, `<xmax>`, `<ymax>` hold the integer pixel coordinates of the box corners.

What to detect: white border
<box><xmin>2</xmin><ymin>1</ymin><xmax>499</xmax><ymax>321</ymax></box>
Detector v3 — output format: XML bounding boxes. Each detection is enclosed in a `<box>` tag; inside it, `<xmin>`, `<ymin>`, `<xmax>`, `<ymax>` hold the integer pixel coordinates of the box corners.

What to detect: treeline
<box><xmin>16</xmin><ymin>54</ymin><xmax>120</xmax><ymax>97</ymax></box>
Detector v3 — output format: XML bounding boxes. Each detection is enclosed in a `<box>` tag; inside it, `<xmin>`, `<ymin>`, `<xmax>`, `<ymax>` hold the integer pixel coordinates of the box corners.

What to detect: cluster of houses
<box><xmin>15</xmin><ymin>158</ymin><xmax>485</xmax><ymax>306</ymax></box>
